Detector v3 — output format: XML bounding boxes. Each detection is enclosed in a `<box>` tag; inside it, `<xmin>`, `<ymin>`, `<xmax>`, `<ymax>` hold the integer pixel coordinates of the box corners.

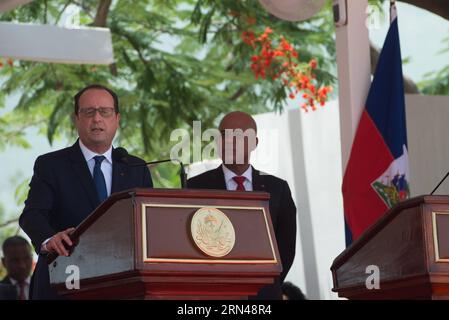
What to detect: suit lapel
<box><xmin>69</xmin><ymin>140</ymin><xmax>99</xmax><ymax>208</ymax></box>
<box><xmin>111</xmin><ymin>152</ymin><xmax>130</xmax><ymax>193</ymax></box>
<box><xmin>252</xmin><ymin>167</ymin><xmax>267</xmax><ymax>192</ymax></box>
<box><xmin>213</xmin><ymin>166</ymin><xmax>227</xmax><ymax>190</ymax></box>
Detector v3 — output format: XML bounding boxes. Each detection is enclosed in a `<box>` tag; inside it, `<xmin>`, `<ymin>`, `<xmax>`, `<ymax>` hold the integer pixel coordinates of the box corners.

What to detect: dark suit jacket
<box><xmin>0</xmin><ymin>277</ymin><xmax>18</xmax><ymax>300</ymax></box>
<box><xmin>19</xmin><ymin>140</ymin><xmax>153</xmax><ymax>299</ymax></box>
<box><xmin>187</xmin><ymin>165</ymin><xmax>297</xmax><ymax>300</ymax></box>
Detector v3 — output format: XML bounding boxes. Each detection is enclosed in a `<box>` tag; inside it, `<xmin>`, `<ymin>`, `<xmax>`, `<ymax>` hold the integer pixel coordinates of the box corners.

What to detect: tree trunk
<box><xmin>400</xmin><ymin>0</ymin><xmax>449</xmax><ymax>21</ymax></box>
<box><xmin>93</xmin><ymin>0</ymin><xmax>112</xmax><ymax>27</ymax></box>
<box><xmin>92</xmin><ymin>0</ymin><xmax>116</xmax><ymax>75</ymax></box>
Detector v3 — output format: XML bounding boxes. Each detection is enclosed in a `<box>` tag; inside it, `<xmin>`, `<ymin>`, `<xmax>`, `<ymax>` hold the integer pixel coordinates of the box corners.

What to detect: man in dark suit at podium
<box><xmin>187</xmin><ymin>111</ymin><xmax>297</xmax><ymax>299</ymax></box>
<box><xmin>19</xmin><ymin>84</ymin><xmax>153</xmax><ymax>299</ymax></box>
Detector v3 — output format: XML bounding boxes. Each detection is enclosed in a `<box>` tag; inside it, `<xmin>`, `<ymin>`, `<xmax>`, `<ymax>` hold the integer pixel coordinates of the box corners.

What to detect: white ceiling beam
<box><xmin>0</xmin><ymin>22</ymin><xmax>114</xmax><ymax>64</ymax></box>
<box><xmin>335</xmin><ymin>0</ymin><xmax>372</xmax><ymax>170</ymax></box>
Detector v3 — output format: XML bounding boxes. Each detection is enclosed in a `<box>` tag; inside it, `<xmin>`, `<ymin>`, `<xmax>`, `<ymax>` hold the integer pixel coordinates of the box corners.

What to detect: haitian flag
<box><xmin>342</xmin><ymin>3</ymin><xmax>410</xmax><ymax>244</ymax></box>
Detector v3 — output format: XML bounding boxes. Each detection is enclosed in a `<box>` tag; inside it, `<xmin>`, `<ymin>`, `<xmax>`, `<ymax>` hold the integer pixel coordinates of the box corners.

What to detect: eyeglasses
<box><xmin>78</xmin><ymin>107</ymin><xmax>116</xmax><ymax>118</ymax></box>
<box><xmin>219</xmin><ymin>129</ymin><xmax>256</xmax><ymax>139</ymax></box>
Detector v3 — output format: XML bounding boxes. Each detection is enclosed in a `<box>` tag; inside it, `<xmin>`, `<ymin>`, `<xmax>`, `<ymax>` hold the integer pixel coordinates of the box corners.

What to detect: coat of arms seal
<box><xmin>190</xmin><ymin>207</ymin><xmax>236</xmax><ymax>257</ymax></box>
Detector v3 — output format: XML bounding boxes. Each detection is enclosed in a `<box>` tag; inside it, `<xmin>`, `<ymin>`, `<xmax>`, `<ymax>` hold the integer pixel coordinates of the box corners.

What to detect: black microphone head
<box><xmin>176</xmin><ymin>161</ymin><xmax>188</xmax><ymax>189</ymax></box>
<box><xmin>114</xmin><ymin>147</ymin><xmax>129</xmax><ymax>163</ymax></box>
<box><xmin>179</xmin><ymin>161</ymin><xmax>187</xmax><ymax>188</ymax></box>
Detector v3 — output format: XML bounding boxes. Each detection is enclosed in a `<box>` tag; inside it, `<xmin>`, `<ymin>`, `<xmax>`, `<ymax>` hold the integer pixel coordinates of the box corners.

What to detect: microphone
<box><xmin>180</xmin><ymin>162</ymin><xmax>187</xmax><ymax>189</ymax></box>
<box><xmin>131</xmin><ymin>159</ymin><xmax>187</xmax><ymax>189</ymax></box>
<box><xmin>113</xmin><ymin>147</ymin><xmax>187</xmax><ymax>188</ymax></box>
<box><xmin>430</xmin><ymin>170</ymin><xmax>449</xmax><ymax>195</ymax></box>
<box><xmin>113</xmin><ymin>147</ymin><xmax>129</xmax><ymax>163</ymax></box>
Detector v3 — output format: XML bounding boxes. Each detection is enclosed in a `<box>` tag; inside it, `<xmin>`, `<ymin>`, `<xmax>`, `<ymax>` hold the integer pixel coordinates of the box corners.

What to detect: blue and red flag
<box><xmin>342</xmin><ymin>2</ymin><xmax>410</xmax><ymax>244</ymax></box>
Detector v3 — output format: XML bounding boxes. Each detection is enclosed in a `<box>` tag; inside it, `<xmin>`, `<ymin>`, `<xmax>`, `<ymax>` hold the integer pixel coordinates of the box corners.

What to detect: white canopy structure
<box><xmin>0</xmin><ymin>0</ymin><xmax>114</xmax><ymax>64</ymax></box>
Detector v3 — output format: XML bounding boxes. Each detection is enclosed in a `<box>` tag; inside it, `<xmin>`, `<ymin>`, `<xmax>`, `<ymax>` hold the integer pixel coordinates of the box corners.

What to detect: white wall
<box><xmin>251</xmin><ymin>102</ymin><xmax>346</xmax><ymax>300</ymax></box>
<box><xmin>406</xmin><ymin>94</ymin><xmax>449</xmax><ymax>195</ymax></box>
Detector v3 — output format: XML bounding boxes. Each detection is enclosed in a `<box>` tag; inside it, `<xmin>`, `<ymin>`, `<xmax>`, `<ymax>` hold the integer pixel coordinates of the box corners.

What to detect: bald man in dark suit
<box><xmin>188</xmin><ymin>111</ymin><xmax>297</xmax><ymax>300</ymax></box>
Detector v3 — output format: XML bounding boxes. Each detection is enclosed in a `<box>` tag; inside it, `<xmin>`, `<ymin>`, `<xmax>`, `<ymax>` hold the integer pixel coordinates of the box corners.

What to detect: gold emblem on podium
<box><xmin>191</xmin><ymin>207</ymin><xmax>236</xmax><ymax>257</ymax></box>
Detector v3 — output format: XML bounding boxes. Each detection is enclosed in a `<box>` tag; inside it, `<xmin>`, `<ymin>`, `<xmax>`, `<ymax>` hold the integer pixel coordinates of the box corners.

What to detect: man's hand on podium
<box><xmin>42</xmin><ymin>228</ymin><xmax>76</xmax><ymax>257</ymax></box>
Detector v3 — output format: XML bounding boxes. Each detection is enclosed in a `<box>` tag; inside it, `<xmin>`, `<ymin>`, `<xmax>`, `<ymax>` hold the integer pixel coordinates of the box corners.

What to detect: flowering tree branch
<box><xmin>242</xmin><ymin>27</ymin><xmax>333</xmax><ymax>112</ymax></box>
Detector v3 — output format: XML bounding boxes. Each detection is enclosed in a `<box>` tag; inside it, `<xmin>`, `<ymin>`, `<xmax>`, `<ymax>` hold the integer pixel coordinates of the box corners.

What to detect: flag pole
<box><xmin>390</xmin><ymin>0</ymin><xmax>397</xmax><ymax>23</ymax></box>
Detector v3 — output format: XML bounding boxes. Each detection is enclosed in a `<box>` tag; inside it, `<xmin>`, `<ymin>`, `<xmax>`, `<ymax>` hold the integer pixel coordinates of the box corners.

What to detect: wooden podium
<box><xmin>48</xmin><ymin>188</ymin><xmax>282</xmax><ymax>299</ymax></box>
<box><xmin>331</xmin><ymin>195</ymin><xmax>449</xmax><ymax>300</ymax></box>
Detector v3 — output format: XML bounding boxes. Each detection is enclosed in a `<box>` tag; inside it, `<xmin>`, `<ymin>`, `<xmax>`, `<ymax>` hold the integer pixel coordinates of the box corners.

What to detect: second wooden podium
<box><xmin>331</xmin><ymin>195</ymin><xmax>449</xmax><ymax>299</ymax></box>
<box><xmin>48</xmin><ymin>188</ymin><xmax>282</xmax><ymax>299</ymax></box>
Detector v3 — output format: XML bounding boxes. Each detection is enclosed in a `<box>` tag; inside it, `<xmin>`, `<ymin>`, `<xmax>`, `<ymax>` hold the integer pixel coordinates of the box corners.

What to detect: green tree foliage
<box><xmin>0</xmin><ymin>0</ymin><xmax>336</xmax><ymax>172</ymax></box>
<box><xmin>419</xmin><ymin>33</ymin><xmax>449</xmax><ymax>95</ymax></box>
<box><xmin>0</xmin><ymin>0</ymin><xmax>334</xmax><ymax>237</ymax></box>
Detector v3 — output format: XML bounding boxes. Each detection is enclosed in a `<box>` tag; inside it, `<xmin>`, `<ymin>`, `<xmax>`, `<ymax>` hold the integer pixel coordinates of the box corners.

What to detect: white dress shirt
<box><xmin>79</xmin><ymin>139</ymin><xmax>113</xmax><ymax>197</ymax></box>
<box><xmin>222</xmin><ymin>165</ymin><xmax>253</xmax><ymax>191</ymax></box>
<box><xmin>9</xmin><ymin>276</ymin><xmax>31</xmax><ymax>300</ymax></box>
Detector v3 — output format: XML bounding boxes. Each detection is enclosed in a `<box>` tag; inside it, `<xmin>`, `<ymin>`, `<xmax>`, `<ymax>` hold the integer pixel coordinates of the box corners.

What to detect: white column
<box><xmin>335</xmin><ymin>0</ymin><xmax>372</xmax><ymax>171</ymax></box>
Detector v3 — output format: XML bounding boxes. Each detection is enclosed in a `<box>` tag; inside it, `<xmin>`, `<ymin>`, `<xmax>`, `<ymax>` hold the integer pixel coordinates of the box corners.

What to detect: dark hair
<box><xmin>282</xmin><ymin>281</ymin><xmax>307</xmax><ymax>300</ymax></box>
<box><xmin>2</xmin><ymin>236</ymin><xmax>30</xmax><ymax>254</ymax></box>
<box><xmin>74</xmin><ymin>84</ymin><xmax>119</xmax><ymax>115</ymax></box>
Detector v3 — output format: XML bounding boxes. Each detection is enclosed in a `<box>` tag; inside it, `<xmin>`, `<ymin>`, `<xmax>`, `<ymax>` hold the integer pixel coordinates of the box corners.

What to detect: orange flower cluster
<box><xmin>0</xmin><ymin>58</ymin><xmax>14</xmax><ymax>68</ymax></box>
<box><xmin>242</xmin><ymin>27</ymin><xmax>333</xmax><ymax>112</ymax></box>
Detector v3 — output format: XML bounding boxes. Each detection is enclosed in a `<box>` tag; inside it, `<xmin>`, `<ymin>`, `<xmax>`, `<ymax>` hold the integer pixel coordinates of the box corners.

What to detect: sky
<box><xmin>0</xmin><ymin>1</ymin><xmax>448</xmax><ymax>224</ymax></box>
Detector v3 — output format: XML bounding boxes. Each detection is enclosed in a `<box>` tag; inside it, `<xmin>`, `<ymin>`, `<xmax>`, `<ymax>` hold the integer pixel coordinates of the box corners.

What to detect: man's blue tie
<box><xmin>93</xmin><ymin>155</ymin><xmax>108</xmax><ymax>203</ymax></box>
